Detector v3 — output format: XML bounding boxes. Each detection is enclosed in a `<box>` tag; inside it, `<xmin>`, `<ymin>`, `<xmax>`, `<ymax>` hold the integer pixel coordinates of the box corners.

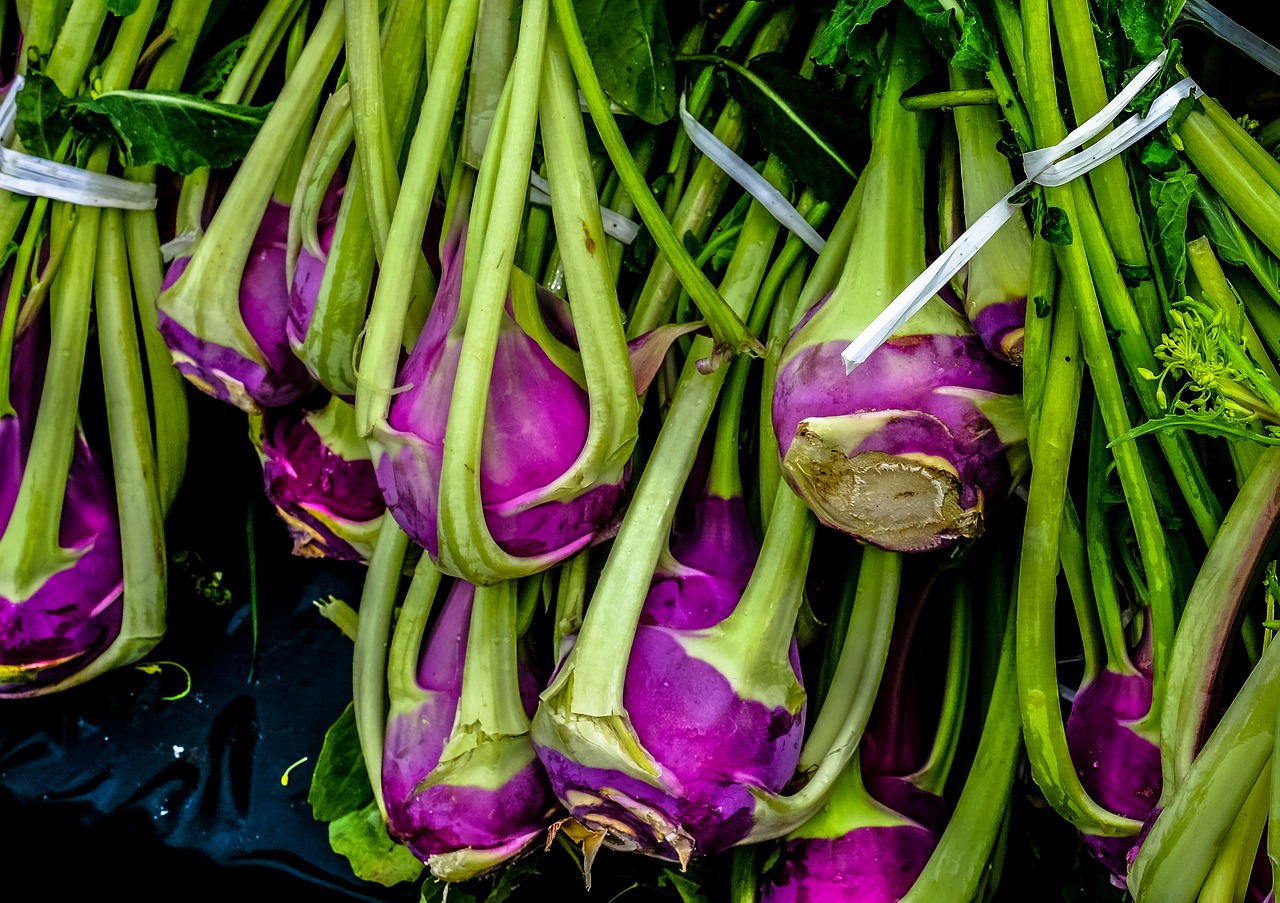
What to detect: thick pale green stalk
<box><xmin>549</xmin><ymin>0</ymin><xmax>758</xmax><ymax>354</ymax></box>
<box><xmin>1130</xmin><ymin>638</ymin><xmax>1280</xmax><ymax>902</ymax></box>
<box><xmin>1162</xmin><ymin>445</ymin><xmax>1280</xmax><ymax>795</ymax></box>
<box><xmin>344</xmin><ymin>0</ymin><xmax>397</xmax><ymax>255</ymax></box>
<box><xmin>452</xmin><ymin>580</ymin><xmax>531</xmax><ymax>737</ymax></box>
<box><xmin>1182</xmin><ymin>110</ymin><xmax>1280</xmax><ymax>262</ymax></box>
<box><xmin>745</xmin><ymin>547</ymin><xmax>899</xmax><ymax>840</ymax></box>
<box><xmin>354</xmin><ymin>0</ymin><xmax>481</xmax><ymax>434</ymax></box>
<box><xmin>902</xmin><ymin>596</ymin><xmax>1020</xmax><ymax>903</ymax></box>
<box><xmin>385</xmin><ymin>556</ymin><xmax>443</xmax><ymax>704</ymax></box>
<box><xmin>123</xmin><ymin>0</ymin><xmax>212</xmax><ymax>514</ymax></box>
<box><xmin>1201</xmin><ymin>95</ymin><xmax>1280</xmax><ymax>198</ymax></box>
<box><xmin>353</xmin><ymin>516</ymin><xmax>410</xmax><ymax>818</ymax></box>
<box><xmin>0</xmin><ymin>152</ymin><xmax>106</xmax><ymax>601</ymax></box>
<box><xmin>73</xmin><ymin>208</ymin><xmax>167</xmax><ymax>685</ymax></box>
<box><xmin>1021</xmin><ymin>239</ymin><xmax>1056</xmax><ymax>436</ymax></box>
<box><xmin>1195</xmin><ymin>760</ymin><xmax>1270</xmax><ymax>903</ymax></box>
<box><xmin>1016</xmin><ymin>0</ymin><xmax>1149</xmax><ymax>836</ymax></box>
<box><xmin>431</xmin><ymin>0</ymin><xmax>556</xmax><ymax>582</ymax></box>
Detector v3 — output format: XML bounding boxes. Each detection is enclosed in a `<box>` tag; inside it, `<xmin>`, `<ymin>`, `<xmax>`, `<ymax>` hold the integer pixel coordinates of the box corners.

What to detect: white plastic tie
<box><xmin>678</xmin><ymin>93</ymin><xmax>827</xmax><ymax>255</ymax></box>
<box><xmin>1181</xmin><ymin>0</ymin><xmax>1280</xmax><ymax>78</ymax></box>
<box><xmin>528</xmin><ymin>171</ymin><xmax>641</xmax><ymax>245</ymax></box>
<box><xmin>0</xmin><ymin>76</ymin><xmax>157</xmax><ymax>210</ymax></box>
<box><xmin>839</xmin><ymin>51</ymin><xmax>1201</xmax><ymax>374</ymax></box>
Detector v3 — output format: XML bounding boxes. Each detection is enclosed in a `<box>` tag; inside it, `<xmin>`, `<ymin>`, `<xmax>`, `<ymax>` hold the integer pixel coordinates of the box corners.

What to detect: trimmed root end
<box><xmin>784</xmin><ymin>426</ymin><xmax>984</xmax><ymax>552</ymax></box>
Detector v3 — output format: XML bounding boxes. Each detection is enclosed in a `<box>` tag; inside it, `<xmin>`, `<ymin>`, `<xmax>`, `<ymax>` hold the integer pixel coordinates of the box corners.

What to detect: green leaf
<box><xmin>307</xmin><ymin>702</ymin><xmax>376</xmax><ymax>823</ymax></box>
<box><xmin>422</xmin><ymin>879</ymin><xmax>477</xmax><ymax>903</ymax></box>
<box><xmin>1117</xmin><ymin>0</ymin><xmax>1165</xmax><ymax>63</ymax></box>
<box><xmin>188</xmin><ymin>35</ymin><xmax>251</xmax><ymax>97</ymax></box>
<box><xmin>14</xmin><ymin>72</ymin><xmax>71</xmax><ymax>159</ymax></box>
<box><xmin>573</xmin><ymin>0</ymin><xmax>677</xmax><ymax>124</ymax></box>
<box><xmin>69</xmin><ymin>89</ymin><xmax>270</xmax><ymax>174</ymax></box>
<box><xmin>1192</xmin><ymin>184</ymin><xmax>1280</xmax><ymax>296</ymax></box>
<box><xmin>811</xmin><ymin>0</ymin><xmax>894</xmax><ymax>77</ymax></box>
<box><xmin>1039</xmin><ymin>206</ymin><xmax>1073</xmax><ymax>245</ymax></box>
<box><xmin>105</xmin><ymin>0</ymin><xmax>142</xmax><ymax>14</ymax></box>
<box><xmin>1111</xmin><ymin>411</ymin><xmax>1280</xmax><ymax>446</ymax></box>
<box><xmin>328</xmin><ymin>801</ymin><xmax>425</xmax><ymax>886</ymax></box>
<box><xmin>1147</xmin><ymin>161</ymin><xmax>1197</xmax><ymax>296</ymax></box>
<box><xmin>659</xmin><ymin>869</ymin><xmax>711</xmax><ymax>903</ymax></box>
<box><xmin>722</xmin><ymin>53</ymin><xmax>865</xmax><ymax>201</ymax></box>
<box><xmin>903</xmin><ymin>0</ymin><xmax>995</xmax><ymax>71</ymax></box>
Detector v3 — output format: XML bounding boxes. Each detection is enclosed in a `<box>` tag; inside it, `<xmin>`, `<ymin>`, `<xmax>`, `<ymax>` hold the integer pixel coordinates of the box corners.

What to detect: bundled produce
<box><xmin>14</xmin><ymin>0</ymin><xmax>1280</xmax><ymax>901</ymax></box>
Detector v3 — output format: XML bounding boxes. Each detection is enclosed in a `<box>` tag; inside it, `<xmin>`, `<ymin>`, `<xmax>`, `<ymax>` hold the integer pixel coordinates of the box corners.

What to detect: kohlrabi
<box><xmin>368</xmin><ymin>7</ymin><xmax>639</xmax><ymax>584</ymax></box>
<box><xmin>250</xmin><ymin>394</ymin><xmax>385</xmax><ymax>562</ymax></box>
<box><xmin>772</xmin><ymin>15</ymin><xmax>1026</xmax><ymax>554</ymax></box>
<box><xmin>381</xmin><ymin>565</ymin><xmax>558</xmax><ymax>881</ymax></box>
<box><xmin>157</xmin><ymin>0</ymin><xmax>342</xmax><ymax>413</ymax></box>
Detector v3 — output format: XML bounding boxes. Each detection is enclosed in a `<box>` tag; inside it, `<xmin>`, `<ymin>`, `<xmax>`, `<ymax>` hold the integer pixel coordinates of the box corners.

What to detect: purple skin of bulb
<box><xmin>373</xmin><ymin>232</ymin><xmax>624</xmax><ymax>561</ymax></box>
<box><xmin>255</xmin><ymin>399</ymin><xmax>385</xmax><ymax>562</ymax></box>
<box><xmin>285</xmin><ymin>183</ymin><xmax>348</xmax><ymax>356</ymax></box>
<box><xmin>159</xmin><ymin>187</ymin><xmax>347</xmax><ymax>412</ymax></box>
<box><xmin>772</xmin><ymin>333</ymin><xmax>1021</xmax><ymax>552</ymax></box>
<box><xmin>382</xmin><ymin>581</ymin><xmax>553</xmax><ymax>865</ymax></box>
<box><xmin>1065</xmin><ymin>665</ymin><xmax>1161</xmax><ymax>878</ymax></box>
<box><xmin>537</xmin><ymin>493</ymin><xmax>807</xmax><ymax>862</ymax></box>
<box><xmin>0</xmin><ymin>315</ymin><xmax>124</xmax><ymax>694</ymax></box>
<box><xmin>759</xmin><ymin>824</ymin><xmax>939</xmax><ymax>903</ymax></box>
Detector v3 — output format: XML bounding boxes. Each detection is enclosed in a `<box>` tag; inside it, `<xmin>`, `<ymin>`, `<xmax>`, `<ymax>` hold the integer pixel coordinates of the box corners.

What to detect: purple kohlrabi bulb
<box><xmin>382</xmin><ymin>580</ymin><xmax>556</xmax><ymax>879</ymax></box>
<box><xmin>252</xmin><ymin>394</ymin><xmax>384</xmax><ymax>562</ymax></box>
<box><xmin>759</xmin><ymin>822</ymin><xmax>939</xmax><ymax>903</ymax></box>
<box><xmin>285</xmin><ymin>187</ymin><xmax>345</xmax><ymax>354</ymax></box>
<box><xmin>1065</xmin><ymin>665</ymin><xmax>1160</xmax><ymax>878</ymax></box>
<box><xmin>372</xmin><ymin>231</ymin><xmax>625</xmax><ymax>564</ymax></box>
<box><xmin>159</xmin><ymin>195</ymin><xmax>322</xmax><ymax>413</ymax></box>
<box><xmin>1</xmin><ymin>315</ymin><xmax>124</xmax><ymax>695</ymax></box>
<box><xmin>537</xmin><ymin>491</ymin><xmax>807</xmax><ymax>863</ymax></box>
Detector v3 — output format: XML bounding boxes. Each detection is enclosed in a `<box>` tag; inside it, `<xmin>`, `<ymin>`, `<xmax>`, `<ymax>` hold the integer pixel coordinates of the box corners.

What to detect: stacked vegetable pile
<box><xmin>5</xmin><ymin>0</ymin><xmax>1280</xmax><ymax>899</ymax></box>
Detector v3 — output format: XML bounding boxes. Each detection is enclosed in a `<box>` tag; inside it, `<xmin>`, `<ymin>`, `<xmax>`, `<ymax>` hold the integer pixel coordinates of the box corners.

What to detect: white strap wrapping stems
<box><xmin>678</xmin><ymin>93</ymin><xmax>827</xmax><ymax>254</ymax></box>
<box><xmin>839</xmin><ymin>51</ymin><xmax>1201</xmax><ymax>373</ymax></box>
<box><xmin>0</xmin><ymin>77</ymin><xmax>157</xmax><ymax>210</ymax></box>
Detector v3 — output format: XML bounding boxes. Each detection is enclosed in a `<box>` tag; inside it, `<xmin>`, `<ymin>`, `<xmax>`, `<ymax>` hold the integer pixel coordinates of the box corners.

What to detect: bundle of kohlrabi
<box><xmin>1</xmin><ymin>0</ymin><xmax>274</xmax><ymax>695</ymax></box>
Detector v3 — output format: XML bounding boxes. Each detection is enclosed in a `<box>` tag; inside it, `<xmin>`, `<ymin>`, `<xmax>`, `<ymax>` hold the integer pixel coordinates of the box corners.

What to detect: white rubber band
<box><xmin>529</xmin><ymin>170</ymin><xmax>641</xmax><ymax>244</ymax></box>
<box><xmin>678</xmin><ymin>93</ymin><xmax>827</xmax><ymax>255</ymax></box>
<box><xmin>0</xmin><ymin>76</ymin><xmax>157</xmax><ymax>210</ymax></box>
<box><xmin>839</xmin><ymin>50</ymin><xmax>1201</xmax><ymax>373</ymax></box>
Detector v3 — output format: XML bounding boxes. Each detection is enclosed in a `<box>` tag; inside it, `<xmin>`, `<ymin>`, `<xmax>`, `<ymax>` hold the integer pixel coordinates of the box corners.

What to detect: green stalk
<box><xmin>450</xmin><ymin>580</ymin><xmax>531</xmax><ymax>739</ymax></box>
<box><xmin>344</xmin><ymin>0</ymin><xmax>397</xmax><ymax>255</ymax></box>
<box><xmin>384</xmin><ymin>555</ymin><xmax>443</xmax><ymax>721</ymax></box>
<box><xmin>1017</xmin><ymin>0</ymin><xmax>1153</xmax><ymax>835</ymax></box>
<box><xmin>158</xmin><ymin>0</ymin><xmax>346</xmax><ymax>368</ymax></box>
<box><xmin>122</xmin><ymin>0</ymin><xmax>212</xmax><ymax>515</ymax></box>
<box><xmin>901</xmin><ymin>590</ymin><xmax>1020</xmax><ymax>903</ymax></box>
<box><xmin>298</xmin><ymin>0</ymin><xmax>431</xmax><ymax>396</ymax></box>
<box><xmin>550</xmin><ymin>0</ymin><xmax>758</xmax><ymax>355</ymax></box>
<box><xmin>1072</xmin><ymin>179</ymin><xmax>1224</xmax><ymax>544</ymax></box>
<box><xmin>1019</xmin><ymin>241</ymin><xmax>1057</xmax><ymax>437</ymax></box>
<box><xmin>1049</xmin><ymin>0</ymin><xmax>1167</xmax><ymax>347</ymax></box>
<box><xmin>0</xmin><ymin>195</ymin><xmax>50</xmax><ymax>418</ymax></box>
<box><xmin>174</xmin><ymin>0</ymin><xmax>309</xmax><ymax>237</ymax></box>
<box><xmin>1182</xmin><ymin>109</ymin><xmax>1280</xmax><ymax>262</ymax></box>
<box><xmin>67</xmin><ymin>206</ymin><xmax>168</xmax><ymax>689</ymax></box>
<box><xmin>1161</xmin><ymin>445</ymin><xmax>1280</xmax><ymax>796</ymax></box>
<box><xmin>911</xmin><ymin>576</ymin><xmax>972</xmax><ymax>796</ymax></box>
<box><xmin>1129</xmin><ymin>637</ymin><xmax>1280</xmax><ymax>902</ymax></box>
<box><xmin>745</xmin><ymin>547</ymin><xmax>899</xmax><ymax>840</ymax></box>
<box><xmin>1195</xmin><ymin>759</ymin><xmax>1271</xmax><ymax>903</ymax></box>
<box><xmin>352</xmin><ymin>515</ymin><xmax>410</xmax><ymax>818</ymax></box>
<box><xmin>1201</xmin><ymin>95</ymin><xmax>1280</xmax><ymax>197</ymax></box>
<box><xmin>353</xmin><ymin>0</ymin><xmax>480</xmax><ymax>435</ymax></box>
<box><xmin>1087</xmin><ymin>404</ymin><xmax>1139</xmax><ymax>675</ymax></box>
<box><xmin>533</xmin><ymin>153</ymin><xmax>785</xmax><ymax>781</ymax></box>
<box><xmin>1022</xmin><ymin>0</ymin><xmax>1176</xmax><ymax>734</ymax></box>
<box><xmin>0</xmin><ymin>151</ymin><xmax>106</xmax><ymax>601</ymax></box>
<box><xmin>552</xmin><ymin>550</ymin><xmax>588</xmax><ymax>657</ymax></box>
